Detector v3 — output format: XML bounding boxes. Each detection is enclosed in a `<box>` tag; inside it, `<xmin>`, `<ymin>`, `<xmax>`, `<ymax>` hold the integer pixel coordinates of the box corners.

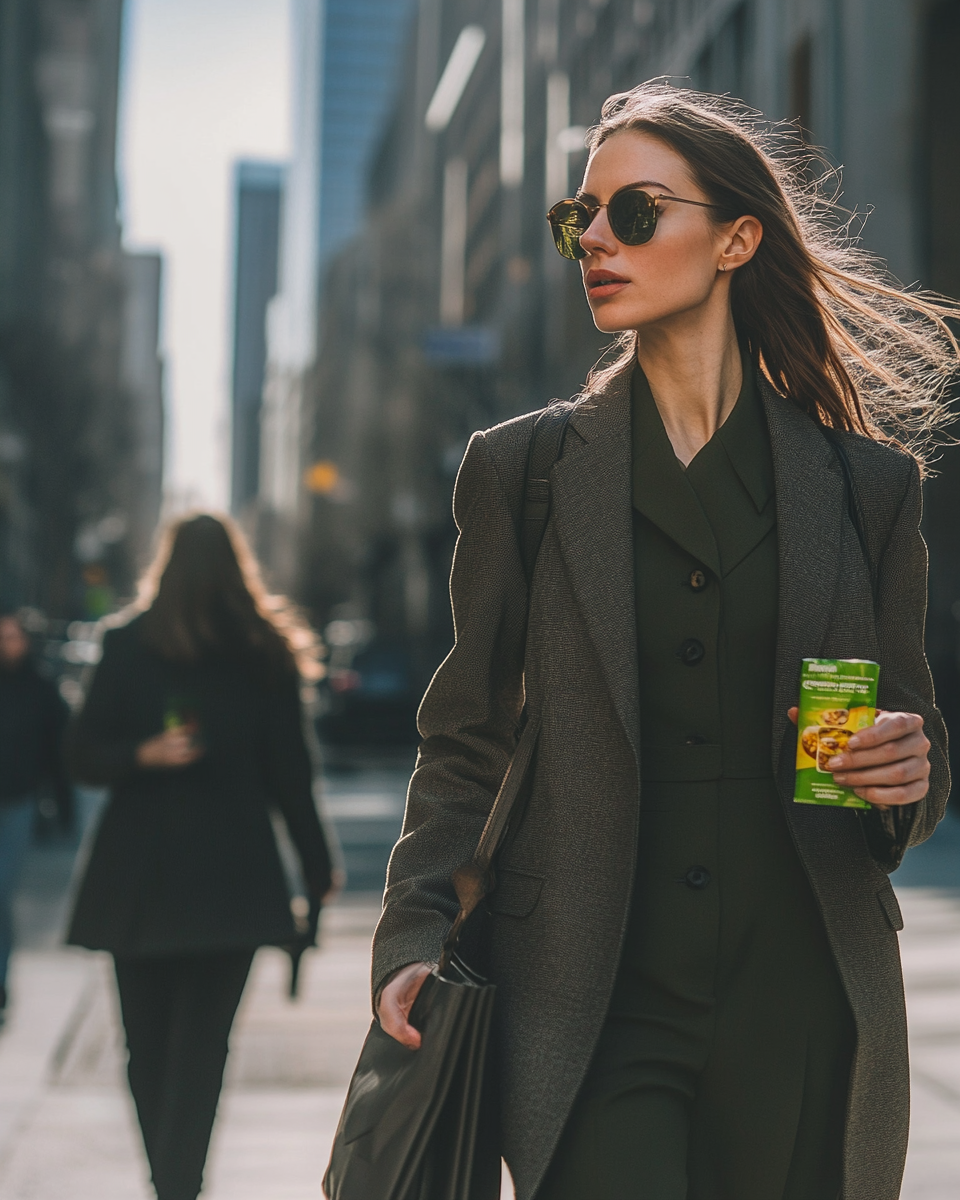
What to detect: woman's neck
<box><xmin>636</xmin><ymin>310</ymin><xmax>743</xmax><ymax>468</ymax></box>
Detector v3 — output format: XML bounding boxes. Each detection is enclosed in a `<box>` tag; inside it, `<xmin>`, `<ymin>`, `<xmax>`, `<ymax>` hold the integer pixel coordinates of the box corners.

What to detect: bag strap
<box><xmin>440</xmin><ymin>405</ymin><xmax>574</xmax><ymax>968</ymax></box>
<box><xmin>821</xmin><ymin>428</ymin><xmax>879</xmax><ymax>610</ymax></box>
<box><xmin>520</xmin><ymin>405</ymin><xmax>575</xmax><ymax>588</ymax></box>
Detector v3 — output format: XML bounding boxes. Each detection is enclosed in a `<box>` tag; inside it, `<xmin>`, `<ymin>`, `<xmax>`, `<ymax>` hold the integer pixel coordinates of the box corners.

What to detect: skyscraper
<box><xmin>230</xmin><ymin>160</ymin><xmax>284</xmax><ymax>514</ymax></box>
<box><xmin>0</xmin><ymin>0</ymin><xmax>162</xmax><ymax>613</ymax></box>
<box><xmin>260</xmin><ymin>0</ymin><xmax>415</xmax><ymax>585</ymax></box>
<box><xmin>316</xmin><ymin>0</ymin><xmax>416</xmax><ymax>270</ymax></box>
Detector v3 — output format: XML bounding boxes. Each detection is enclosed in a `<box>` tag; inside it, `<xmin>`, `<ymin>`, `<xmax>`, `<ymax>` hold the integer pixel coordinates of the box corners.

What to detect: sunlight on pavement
<box><xmin>0</xmin><ymin>880</ymin><xmax>956</xmax><ymax>1198</ymax></box>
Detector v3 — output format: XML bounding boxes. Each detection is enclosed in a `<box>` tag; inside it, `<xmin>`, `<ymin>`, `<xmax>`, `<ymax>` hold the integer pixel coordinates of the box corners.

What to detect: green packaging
<box><xmin>794</xmin><ymin>658</ymin><xmax>879</xmax><ymax>809</ymax></box>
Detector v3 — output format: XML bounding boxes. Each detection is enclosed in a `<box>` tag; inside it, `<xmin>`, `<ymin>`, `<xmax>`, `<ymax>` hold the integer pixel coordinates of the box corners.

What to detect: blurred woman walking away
<box><xmin>67</xmin><ymin>514</ymin><xmax>334</xmax><ymax>1200</ymax></box>
<box><xmin>0</xmin><ymin>613</ymin><xmax>70</xmax><ymax>1023</ymax></box>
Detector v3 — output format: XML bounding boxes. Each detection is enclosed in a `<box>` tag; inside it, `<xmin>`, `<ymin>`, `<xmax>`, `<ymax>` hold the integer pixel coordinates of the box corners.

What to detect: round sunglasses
<box><xmin>546</xmin><ymin>185</ymin><xmax>722</xmax><ymax>260</ymax></box>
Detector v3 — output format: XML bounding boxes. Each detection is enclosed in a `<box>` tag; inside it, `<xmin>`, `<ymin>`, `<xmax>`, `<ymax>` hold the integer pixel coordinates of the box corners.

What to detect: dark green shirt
<box><xmin>632</xmin><ymin>357</ymin><xmax>779</xmax><ymax>781</ymax></box>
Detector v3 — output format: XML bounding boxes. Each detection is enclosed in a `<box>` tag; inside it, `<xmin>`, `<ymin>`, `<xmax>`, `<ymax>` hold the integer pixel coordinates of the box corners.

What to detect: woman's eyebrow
<box><xmin>575</xmin><ymin>179</ymin><xmax>674</xmax><ymax>202</ymax></box>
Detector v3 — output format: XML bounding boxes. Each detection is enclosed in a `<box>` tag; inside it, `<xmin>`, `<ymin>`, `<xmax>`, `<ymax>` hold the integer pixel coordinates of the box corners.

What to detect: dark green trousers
<box><xmin>538</xmin><ymin>780</ymin><xmax>854</xmax><ymax>1200</ymax></box>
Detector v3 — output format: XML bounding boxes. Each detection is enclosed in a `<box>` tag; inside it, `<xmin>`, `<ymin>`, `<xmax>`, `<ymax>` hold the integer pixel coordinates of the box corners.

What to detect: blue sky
<box><xmin>119</xmin><ymin>0</ymin><xmax>291</xmax><ymax>508</ymax></box>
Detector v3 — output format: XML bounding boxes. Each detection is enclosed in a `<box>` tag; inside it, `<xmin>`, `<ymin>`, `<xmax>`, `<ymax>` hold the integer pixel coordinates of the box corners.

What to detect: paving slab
<box><xmin>2</xmin><ymin>873</ymin><xmax>960</xmax><ymax>1198</ymax></box>
<box><xmin>0</xmin><ymin>950</ymin><xmax>96</xmax><ymax>1173</ymax></box>
<box><xmin>897</xmin><ymin>887</ymin><xmax>960</xmax><ymax>1200</ymax></box>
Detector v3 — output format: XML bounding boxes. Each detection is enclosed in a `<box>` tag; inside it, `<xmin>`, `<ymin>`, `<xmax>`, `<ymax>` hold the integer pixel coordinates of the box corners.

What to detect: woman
<box><xmin>372</xmin><ymin>85</ymin><xmax>955</xmax><ymax>1200</ymax></box>
<box><xmin>67</xmin><ymin>514</ymin><xmax>334</xmax><ymax>1200</ymax></box>
<box><xmin>0</xmin><ymin>612</ymin><xmax>70</xmax><ymax>1021</ymax></box>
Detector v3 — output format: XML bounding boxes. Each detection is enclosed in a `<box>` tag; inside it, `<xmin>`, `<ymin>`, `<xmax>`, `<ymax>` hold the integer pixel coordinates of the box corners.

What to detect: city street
<box><xmin>3</xmin><ymin>3</ymin><xmax>959</xmax><ymax>1199</ymax></box>
<box><xmin>0</xmin><ymin>774</ymin><xmax>959</xmax><ymax>1199</ymax></box>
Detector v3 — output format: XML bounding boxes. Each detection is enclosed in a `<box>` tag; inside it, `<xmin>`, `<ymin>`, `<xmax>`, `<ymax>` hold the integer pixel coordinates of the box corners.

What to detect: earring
<box><xmin>719</xmin><ymin>263</ymin><xmax>726</xmax><ymax>272</ymax></box>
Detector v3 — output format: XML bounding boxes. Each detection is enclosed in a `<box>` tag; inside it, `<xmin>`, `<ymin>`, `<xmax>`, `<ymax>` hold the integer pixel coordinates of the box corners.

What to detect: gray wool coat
<box><xmin>371</xmin><ymin>363</ymin><xmax>949</xmax><ymax>1200</ymax></box>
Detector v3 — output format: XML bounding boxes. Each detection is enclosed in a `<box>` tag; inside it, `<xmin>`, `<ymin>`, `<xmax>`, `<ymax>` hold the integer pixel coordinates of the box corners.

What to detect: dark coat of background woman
<box><xmin>66</xmin><ymin>513</ymin><xmax>333</xmax><ymax>1200</ymax></box>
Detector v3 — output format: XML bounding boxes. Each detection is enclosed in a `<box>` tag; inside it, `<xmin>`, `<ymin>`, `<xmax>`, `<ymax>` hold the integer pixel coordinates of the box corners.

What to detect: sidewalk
<box><xmin>0</xmin><ymin>897</ymin><xmax>378</xmax><ymax>1200</ymax></box>
<box><xmin>1</xmin><ymin>822</ymin><xmax>959</xmax><ymax>1198</ymax></box>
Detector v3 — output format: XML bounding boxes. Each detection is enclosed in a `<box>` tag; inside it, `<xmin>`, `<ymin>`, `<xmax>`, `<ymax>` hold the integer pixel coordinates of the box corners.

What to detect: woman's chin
<box><xmin>590</xmin><ymin>308</ymin><xmax>637</xmax><ymax>335</ymax></box>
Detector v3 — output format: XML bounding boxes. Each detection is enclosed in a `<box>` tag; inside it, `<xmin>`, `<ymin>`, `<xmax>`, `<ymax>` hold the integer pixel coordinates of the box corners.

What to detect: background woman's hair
<box><xmin>134</xmin><ymin>513</ymin><xmax>322</xmax><ymax>680</ymax></box>
<box><xmin>584</xmin><ymin>81</ymin><xmax>960</xmax><ymax>468</ymax></box>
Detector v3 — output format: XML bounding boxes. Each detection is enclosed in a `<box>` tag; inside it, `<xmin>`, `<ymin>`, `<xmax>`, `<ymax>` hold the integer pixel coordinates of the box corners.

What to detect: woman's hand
<box><xmin>788</xmin><ymin>707</ymin><xmax>930</xmax><ymax>809</ymax></box>
<box><xmin>378</xmin><ymin>961</ymin><xmax>434</xmax><ymax>1049</ymax></box>
<box><xmin>135</xmin><ymin>727</ymin><xmax>204</xmax><ymax>769</ymax></box>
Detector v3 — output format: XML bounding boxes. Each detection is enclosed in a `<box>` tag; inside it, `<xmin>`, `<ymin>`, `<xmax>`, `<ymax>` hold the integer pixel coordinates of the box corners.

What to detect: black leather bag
<box><xmin>322</xmin><ymin>407</ymin><xmax>573</xmax><ymax>1200</ymax></box>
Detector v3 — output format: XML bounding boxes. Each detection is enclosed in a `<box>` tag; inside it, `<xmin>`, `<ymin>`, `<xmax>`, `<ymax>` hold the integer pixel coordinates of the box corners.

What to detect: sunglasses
<box><xmin>546</xmin><ymin>185</ymin><xmax>722</xmax><ymax>260</ymax></box>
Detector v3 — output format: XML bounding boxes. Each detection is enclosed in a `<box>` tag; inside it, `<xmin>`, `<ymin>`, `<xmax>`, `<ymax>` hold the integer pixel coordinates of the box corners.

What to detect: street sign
<box><xmin>422</xmin><ymin>325</ymin><xmax>500</xmax><ymax>366</ymax></box>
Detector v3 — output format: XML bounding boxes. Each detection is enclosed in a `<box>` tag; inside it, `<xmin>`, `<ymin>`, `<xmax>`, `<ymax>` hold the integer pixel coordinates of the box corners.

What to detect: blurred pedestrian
<box><xmin>66</xmin><ymin>514</ymin><xmax>334</xmax><ymax>1200</ymax></box>
<box><xmin>373</xmin><ymin>84</ymin><xmax>956</xmax><ymax>1200</ymax></box>
<box><xmin>0</xmin><ymin>612</ymin><xmax>70</xmax><ymax>1022</ymax></box>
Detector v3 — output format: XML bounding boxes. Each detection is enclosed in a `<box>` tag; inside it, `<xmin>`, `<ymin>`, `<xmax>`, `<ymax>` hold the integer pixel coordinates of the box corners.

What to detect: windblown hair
<box><xmin>134</xmin><ymin>513</ymin><xmax>322</xmax><ymax>681</ymax></box>
<box><xmin>583</xmin><ymin>82</ymin><xmax>960</xmax><ymax>468</ymax></box>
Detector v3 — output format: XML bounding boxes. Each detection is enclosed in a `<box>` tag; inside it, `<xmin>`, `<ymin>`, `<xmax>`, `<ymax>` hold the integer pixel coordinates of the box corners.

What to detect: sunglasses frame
<box><xmin>546</xmin><ymin>184</ymin><xmax>722</xmax><ymax>260</ymax></box>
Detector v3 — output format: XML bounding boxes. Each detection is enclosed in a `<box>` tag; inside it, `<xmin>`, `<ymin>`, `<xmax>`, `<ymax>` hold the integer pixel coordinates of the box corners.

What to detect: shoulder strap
<box><xmin>520</xmin><ymin>404</ymin><xmax>575</xmax><ymax>589</ymax></box>
<box><xmin>442</xmin><ymin>405</ymin><xmax>573</xmax><ymax>969</ymax></box>
<box><xmin>821</xmin><ymin>428</ymin><xmax>879</xmax><ymax>609</ymax></box>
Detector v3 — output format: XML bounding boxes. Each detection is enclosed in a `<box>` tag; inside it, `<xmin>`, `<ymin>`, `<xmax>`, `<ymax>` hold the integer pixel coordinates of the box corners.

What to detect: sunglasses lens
<box><xmin>547</xmin><ymin>200</ymin><xmax>589</xmax><ymax>260</ymax></box>
<box><xmin>608</xmin><ymin>189</ymin><xmax>657</xmax><ymax>245</ymax></box>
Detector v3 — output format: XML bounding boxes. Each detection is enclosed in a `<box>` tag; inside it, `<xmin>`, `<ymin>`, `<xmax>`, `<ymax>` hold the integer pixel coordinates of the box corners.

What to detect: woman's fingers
<box><xmin>136</xmin><ymin>728</ymin><xmax>204</xmax><ymax>768</ymax></box>
<box><xmin>832</xmin><ymin>758</ymin><xmax>929</xmax><ymax>788</ymax></box>
<box><xmin>825</xmin><ymin>710</ymin><xmax>930</xmax><ymax>806</ymax></box>
<box><xmin>846</xmin><ymin>710</ymin><xmax>924</xmax><ymax>751</ymax></box>
<box><xmin>848</xmin><ymin>780</ymin><xmax>929</xmax><ymax>807</ymax></box>
<box><xmin>378</xmin><ymin>962</ymin><xmax>433</xmax><ymax>1049</ymax></box>
<box><xmin>162</xmin><ymin>730</ymin><xmax>202</xmax><ymax>765</ymax></box>
<box><xmin>830</xmin><ymin>730</ymin><xmax>930</xmax><ymax>772</ymax></box>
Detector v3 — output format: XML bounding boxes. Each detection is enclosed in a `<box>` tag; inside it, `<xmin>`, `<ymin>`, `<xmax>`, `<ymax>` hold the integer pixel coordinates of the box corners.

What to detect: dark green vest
<box><xmin>632</xmin><ymin>358</ymin><xmax>778</xmax><ymax>781</ymax></box>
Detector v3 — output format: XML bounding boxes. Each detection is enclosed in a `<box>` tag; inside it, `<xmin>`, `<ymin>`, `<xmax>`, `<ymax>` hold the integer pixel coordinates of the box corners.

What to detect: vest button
<box><xmin>677</xmin><ymin>638</ymin><xmax>705</xmax><ymax>666</ymax></box>
<box><xmin>684</xmin><ymin>866</ymin><xmax>711</xmax><ymax>890</ymax></box>
<box><xmin>688</xmin><ymin>569</ymin><xmax>707</xmax><ymax>591</ymax></box>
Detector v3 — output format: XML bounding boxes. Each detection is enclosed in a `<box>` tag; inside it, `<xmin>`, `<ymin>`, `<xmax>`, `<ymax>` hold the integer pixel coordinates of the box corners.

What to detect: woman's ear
<box><xmin>718</xmin><ymin>215</ymin><xmax>763</xmax><ymax>273</ymax></box>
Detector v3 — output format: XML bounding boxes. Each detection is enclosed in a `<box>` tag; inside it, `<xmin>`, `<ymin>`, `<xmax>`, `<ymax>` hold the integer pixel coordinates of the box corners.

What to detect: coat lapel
<box><xmin>550</xmin><ymin>367</ymin><xmax>640</xmax><ymax>761</ymax></box>
<box><xmin>549</xmin><ymin>369</ymin><xmax>845</xmax><ymax>776</ymax></box>
<box><xmin>762</xmin><ymin>378</ymin><xmax>845</xmax><ymax>774</ymax></box>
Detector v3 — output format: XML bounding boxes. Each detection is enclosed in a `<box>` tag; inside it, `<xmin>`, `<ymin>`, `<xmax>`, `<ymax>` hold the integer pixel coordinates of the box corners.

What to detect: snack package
<box><xmin>794</xmin><ymin>658</ymin><xmax>879</xmax><ymax>809</ymax></box>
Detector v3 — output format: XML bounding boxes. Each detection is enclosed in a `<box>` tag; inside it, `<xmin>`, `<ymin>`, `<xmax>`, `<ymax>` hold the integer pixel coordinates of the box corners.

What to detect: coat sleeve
<box><xmin>265</xmin><ymin>673</ymin><xmax>334</xmax><ymax>900</ymax></box>
<box><xmin>67</xmin><ymin>629</ymin><xmax>141</xmax><ymax>786</ymax></box>
<box><xmin>864</xmin><ymin>458</ymin><xmax>950</xmax><ymax>870</ymax></box>
<box><xmin>370</xmin><ymin>430</ymin><xmax>529</xmax><ymax>999</ymax></box>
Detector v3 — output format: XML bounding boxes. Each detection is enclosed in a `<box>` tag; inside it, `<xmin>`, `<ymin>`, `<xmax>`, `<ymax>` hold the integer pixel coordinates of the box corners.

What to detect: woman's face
<box><xmin>577</xmin><ymin>131</ymin><xmax>748</xmax><ymax>334</ymax></box>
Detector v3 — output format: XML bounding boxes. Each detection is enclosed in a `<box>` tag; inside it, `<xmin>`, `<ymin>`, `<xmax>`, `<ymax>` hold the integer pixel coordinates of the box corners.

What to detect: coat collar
<box><xmin>550</xmin><ymin>358</ymin><xmax>844</xmax><ymax>777</ymax></box>
<box><xmin>714</xmin><ymin>361</ymin><xmax>774</xmax><ymax>515</ymax></box>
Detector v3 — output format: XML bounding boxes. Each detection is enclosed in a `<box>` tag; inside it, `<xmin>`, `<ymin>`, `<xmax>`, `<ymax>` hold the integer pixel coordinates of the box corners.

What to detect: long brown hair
<box><xmin>583</xmin><ymin>82</ymin><xmax>960</xmax><ymax>468</ymax></box>
<box><xmin>134</xmin><ymin>513</ymin><xmax>321</xmax><ymax>680</ymax></box>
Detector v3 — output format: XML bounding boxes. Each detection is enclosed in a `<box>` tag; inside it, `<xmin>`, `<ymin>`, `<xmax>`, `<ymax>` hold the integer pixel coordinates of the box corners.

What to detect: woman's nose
<box><xmin>578</xmin><ymin>207</ymin><xmax>616</xmax><ymax>256</ymax></box>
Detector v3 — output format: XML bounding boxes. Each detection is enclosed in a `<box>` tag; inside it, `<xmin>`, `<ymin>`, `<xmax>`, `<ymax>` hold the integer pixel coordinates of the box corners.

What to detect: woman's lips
<box><xmin>585</xmin><ymin>270</ymin><xmax>630</xmax><ymax>299</ymax></box>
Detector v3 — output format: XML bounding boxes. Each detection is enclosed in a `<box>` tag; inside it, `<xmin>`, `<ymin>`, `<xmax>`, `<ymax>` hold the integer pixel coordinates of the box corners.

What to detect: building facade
<box><xmin>0</xmin><ymin>0</ymin><xmax>164</xmax><ymax>617</ymax></box>
<box><xmin>230</xmin><ymin>160</ymin><xmax>284</xmax><ymax>516</ymax></box>
<box><xmin>293</xmin><ymin>0</ymin><xmax>960</xmax><ymax>714</ymax></box>
<box><xmin>258</xmin><ymin>0</ymin><xmax>415</xmax><ymax>588</ymax></box>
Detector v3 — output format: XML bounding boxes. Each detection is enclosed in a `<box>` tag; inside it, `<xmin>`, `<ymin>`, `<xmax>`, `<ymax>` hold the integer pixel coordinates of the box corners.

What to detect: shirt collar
<box><xmin>714</xmin><ymin>354</ymin><xmax>775</xmax><ymax>514</ymax></box>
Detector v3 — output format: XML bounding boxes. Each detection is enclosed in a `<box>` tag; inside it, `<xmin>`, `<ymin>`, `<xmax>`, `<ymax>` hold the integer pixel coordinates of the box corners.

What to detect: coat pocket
<box><xmin>877</xmin><ymin>879</ymin><xmax>904</xmax><ymax>931</ymax></box>
<box><xmin>487</xmin><ymin>868</ymin><xmax>544</xmax><ymax>918</ymax></box>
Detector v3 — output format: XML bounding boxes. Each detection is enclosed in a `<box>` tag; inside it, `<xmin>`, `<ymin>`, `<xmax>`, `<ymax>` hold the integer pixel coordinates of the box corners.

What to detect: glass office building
<box><xmin>316</xmin><ymin>0</ymin><xmax>415</xmax><ymax>270</ymax></box>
